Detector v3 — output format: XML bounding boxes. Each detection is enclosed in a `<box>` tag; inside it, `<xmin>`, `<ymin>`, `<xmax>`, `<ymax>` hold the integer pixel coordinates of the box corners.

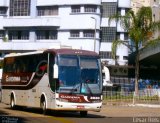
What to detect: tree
<box><xmin>109</xmin><ymin>7</ymin><xmax>160</xmax><ymax>95</ymax></box>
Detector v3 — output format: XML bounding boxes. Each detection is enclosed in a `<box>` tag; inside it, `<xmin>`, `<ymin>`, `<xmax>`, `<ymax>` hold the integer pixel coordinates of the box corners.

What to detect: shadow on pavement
<box><xmin>0</xmin><ymin>110</ymin><xmax>9</xmax><ymax>115</ymax></box>
<box><xmin>47</xmin><ymin>110</ymin><xmax>106</xmax><ymax>118</ymax></box>
<box><xmin>5</xmin><ymin>106</ymin><xmax>106</xmax><ymax>118</ymax></box>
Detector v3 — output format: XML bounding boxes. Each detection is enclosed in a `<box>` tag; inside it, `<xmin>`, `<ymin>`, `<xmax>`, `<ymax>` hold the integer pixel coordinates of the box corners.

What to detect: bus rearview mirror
<box><xmin>53</xmin><ymin>64</ymin><xmax>58</xmax><ymax>79</ymax></box>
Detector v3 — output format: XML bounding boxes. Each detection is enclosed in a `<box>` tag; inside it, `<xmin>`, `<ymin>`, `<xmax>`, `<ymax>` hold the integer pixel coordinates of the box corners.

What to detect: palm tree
<box><xmin>109</xmin><ymin>7</ymin><xmax>160</xmax><ymax>95</ymax></box>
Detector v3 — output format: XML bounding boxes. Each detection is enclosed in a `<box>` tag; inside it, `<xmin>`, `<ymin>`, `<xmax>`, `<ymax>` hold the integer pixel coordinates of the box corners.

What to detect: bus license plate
<box><xmin>77</xmin><ymin>105</ymin><xmax>85</xmax><ymax>109</ymax></box>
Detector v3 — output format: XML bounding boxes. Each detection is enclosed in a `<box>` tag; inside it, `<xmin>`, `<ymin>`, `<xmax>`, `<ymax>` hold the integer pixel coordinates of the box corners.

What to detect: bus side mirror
<box><xmin>53</xmin><ymin>64</ymin><xmax>58</xmax><ymax>79</ymax></box>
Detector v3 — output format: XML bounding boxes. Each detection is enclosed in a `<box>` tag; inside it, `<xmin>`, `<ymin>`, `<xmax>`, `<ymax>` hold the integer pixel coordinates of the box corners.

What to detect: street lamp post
<box><xmin>91</xmin><ymin>17</ymin><xmax>97</xmax><ymax>52</ymax></box>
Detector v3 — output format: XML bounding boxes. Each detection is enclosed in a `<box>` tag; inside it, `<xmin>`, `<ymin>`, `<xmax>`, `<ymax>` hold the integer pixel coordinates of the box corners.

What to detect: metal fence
<box><xmin>103</xmin><ymin>89</ymin><xmax>160</xmax><ymax>106</ymax></box>
<box><xmin>133</xmin><ymin>89</ymin><xmax>160</xmax><ymax>105</ymax></box>
<box><xmin>103</xmin><ymin>90</ymin><xmax>134</xmax><ymax>106</ymax></box>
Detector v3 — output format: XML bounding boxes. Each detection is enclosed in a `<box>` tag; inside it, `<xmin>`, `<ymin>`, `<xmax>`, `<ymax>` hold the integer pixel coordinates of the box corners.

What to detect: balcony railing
<box><xmin>0</xmin><ymin>40</ymin><xmax>60</xmax><ymax>51</ymax></box>
<box><xmin>37</xmin><ymin>0</ymin><xmax>101</xmax><ymax>6</ymax></box>
<box><xmin>0</xmin><ymin>0</ymin><xmax>8</xmax><ymax>7</ymax></box>
<box><xmin>3</xmin><ymin>17</ymin><xmax>60</xmax><ymax>27</ymax></box>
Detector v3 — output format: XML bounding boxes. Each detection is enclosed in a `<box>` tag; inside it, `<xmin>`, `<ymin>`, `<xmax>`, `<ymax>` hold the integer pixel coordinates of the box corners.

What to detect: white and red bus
<box><xmin>1</xmin><ymin>48</ymin><xmax>103</xmax><ymax>116</ymax></box>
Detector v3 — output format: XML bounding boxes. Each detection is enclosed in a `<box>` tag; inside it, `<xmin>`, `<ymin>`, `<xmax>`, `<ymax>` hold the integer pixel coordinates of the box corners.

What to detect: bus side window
<box><xmin>28</xmin><ymin>55</ymin><xmax>38</xmax><ymax>72</ymax></box>
<box><xmin>14</xmin><ymin>58</ymin><xmax>24</xmax><ymax>73</ymax></box>
<box><xmin>4</xmin><ymin>58</ymin><xmax>15</xmax><ymax>73</ymax></box>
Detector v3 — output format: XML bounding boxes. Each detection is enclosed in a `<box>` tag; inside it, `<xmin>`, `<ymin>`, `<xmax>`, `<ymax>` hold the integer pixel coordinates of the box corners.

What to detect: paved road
<box><xmin>0</xmin><ymin>102</ymin><xmax>160</xmax><ymax>123</ymax></box>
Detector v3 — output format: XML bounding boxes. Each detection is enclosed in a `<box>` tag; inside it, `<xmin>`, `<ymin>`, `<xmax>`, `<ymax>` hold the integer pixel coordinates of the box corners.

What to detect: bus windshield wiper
<box><xmin>70</xmin><ymin>83</ymin><xmax>81</xmax><ymax>94</ymax></box>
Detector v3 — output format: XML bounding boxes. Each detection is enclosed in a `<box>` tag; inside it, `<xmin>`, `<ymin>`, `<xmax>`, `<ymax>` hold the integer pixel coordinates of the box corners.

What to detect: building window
<box><xmin>153</xmin><ymin>14</ymin><xmax>155</xmax><ymax>21</ymax></box>
<box><xmin>101</xmin><ymin>27</ymin><xmax>116</xmax><ymax>42</ymax></box>
<box><xmin>124</xmin><ymin>33</ymin><xmax>129</xmax><ymax>41</ymax></box>
<box><xmin>123</xmin><ymin>56</ymin><xmax>128</xmax><ymax>60</ymax></box>
<box><xmin>83</xmin><ymin>30</ymin><xmax>94</xmax><ymax>38</ymax></box>
<box><xmin>116</xmin><ymin>32</ymin><xmax>120</xmax><ymax>40</ymax></box>
<box><xmin>71</xmin><ymin>5</ymin><xmax>81</xmax><ymax>13</ymax></box>
<box><xmin>0</xmin><ymin>7</ymin><xmax>7</xmax><ymax>15</ymax></box>
<box><xmin>84</xmin><ymin>5</ymin><xmax>97</xmax><ymax>13</ymax></box>
<box><xmin>9</xmin><ymin>30</ymin><xmax>29</xmax><ymax>40</ymax></box>
<box><xmin>125</xmin><ymin>8</ymin><xmax>130</xmax><ymax>14</ymax></box>
<box><xmin>37</xmin><ymin>6</ymin><xmax>58</xmax><ymax>16</ymax></box>
<box><xmin>117</xmin><ymin>8</ymin><xmax>121</xmax><ymax>15</ymax></box>
<box><xmin>116</xmin><ymin>33</ymin><xmax>128</xmax><ymax>41</ymax></box>
<box><xmin>99</xmin><ymin>51</ymin><xmax>112</xmax><ymax>59</ymax></box>
<box><xmin>70</xmin><ymin>30</ymin><xmax>80</xmax><ymax>37</ymax></box>
<box><xmin>116</xmin><ymin>56</ymin><xmax>119</xmax><ymax>60</ymax></box>
<box><xmin>102</xmin><ymin>2</ymin><xmax>117</xmax><ymax>18</ymax></box>
<box><xmin>0</xmin><ymin>30</ymin><xmax>4</xmax><ymax>38</ymax></box>
<box><xmin>36</xmin><ymin>30</ymin><xmax>57</xmax><ymax>40</ymax></box>
<box><xmin>10</xmin><ymin>0</ymin><xmax>30</xmax><ymax>16</ymax></box>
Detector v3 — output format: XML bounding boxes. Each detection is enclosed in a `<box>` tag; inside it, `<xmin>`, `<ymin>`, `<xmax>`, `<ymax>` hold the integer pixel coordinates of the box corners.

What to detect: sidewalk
<box><xmin>99</xmin><ymin>103</ymin><xmax>160</xmax><ymax>117</ymax></box>
<box><xmin>103</xmin><ymin>99</ymin><xmax>160</xmax><ymax>107</ymax></box>
<box><xmin>132</xmin><ymin>103</ymin><xmax>160</xmax><ymax>108</ymax></box>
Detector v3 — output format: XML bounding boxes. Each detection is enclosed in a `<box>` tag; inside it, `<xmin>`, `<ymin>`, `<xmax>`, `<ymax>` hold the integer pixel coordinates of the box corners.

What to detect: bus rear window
<box><xmin>80</xmin><ymin>59</ymin><xmax>98</xmax><ymax>69</ymax></box>
<box><xmin>59</xmin><ymin>57</ymin><xmax>78</xmax><ymax>66</ymax></box>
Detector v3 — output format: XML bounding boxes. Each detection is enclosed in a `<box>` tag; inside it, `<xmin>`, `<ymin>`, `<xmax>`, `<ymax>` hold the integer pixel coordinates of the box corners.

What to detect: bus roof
<box><xmin>44</xmin><ymin>48</ymin><xmax>99</xmax><ymax>57</ymax></box>
<box><xmin>4</xmin><ymin>51</ymin><xmax>44</xmax><ymax>58</ymax></box>
<box><xmin>4</xmin><ymin>49</ymin><xmax>99</xmax><ymax>58</ymax></box>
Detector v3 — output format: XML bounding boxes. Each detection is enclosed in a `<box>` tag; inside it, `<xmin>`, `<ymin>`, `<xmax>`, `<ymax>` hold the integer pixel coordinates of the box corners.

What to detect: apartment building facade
<box><xmin>100</xmin><ymin>0</ymin><xmax>130</xmax><ymax>66</ymax></box>
<box><xmin>0</xmin><ymin>0</ymin><xmax>130</xmax><ymax>66</ymax></box>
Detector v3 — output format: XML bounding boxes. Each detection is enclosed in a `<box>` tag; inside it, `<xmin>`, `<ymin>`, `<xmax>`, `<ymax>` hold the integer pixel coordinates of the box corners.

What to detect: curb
<box><xmin>130</xmin><ymin>104</ymin><xmax>160</xmax><ymax>108</ymax></box>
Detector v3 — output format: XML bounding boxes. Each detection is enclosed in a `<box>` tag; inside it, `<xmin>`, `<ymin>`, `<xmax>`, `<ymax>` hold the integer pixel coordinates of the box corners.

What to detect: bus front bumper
<box><xmin>54</xmin><ymin>100</ymin><xmax>102</xmax><ymax>112</ymax></box>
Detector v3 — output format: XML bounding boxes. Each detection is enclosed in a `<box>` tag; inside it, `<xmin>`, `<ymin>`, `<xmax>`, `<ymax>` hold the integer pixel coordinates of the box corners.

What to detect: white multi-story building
<box><xmin>100</xmin><ymin>0</ymin><xmax>130</xmax><ymax>65</ymax></box>
<box><xmin>0</xmin><ymin>0</ymin><xmax>130</xmax><ymax>66</ymax></box>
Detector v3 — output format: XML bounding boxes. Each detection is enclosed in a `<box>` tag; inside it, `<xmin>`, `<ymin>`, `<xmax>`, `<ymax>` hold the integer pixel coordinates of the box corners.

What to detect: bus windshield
<box><xmin>57</xmin><ymin>55</ymin><xmax>102</xmax><ymax>94</ymax></box>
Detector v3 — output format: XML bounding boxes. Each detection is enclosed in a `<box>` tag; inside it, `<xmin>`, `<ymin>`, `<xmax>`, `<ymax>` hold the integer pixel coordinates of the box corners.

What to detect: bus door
<box><xmin>48</xmin><ymin>53</ymin><xmax>57</xmax><ymax>93</ymax></box>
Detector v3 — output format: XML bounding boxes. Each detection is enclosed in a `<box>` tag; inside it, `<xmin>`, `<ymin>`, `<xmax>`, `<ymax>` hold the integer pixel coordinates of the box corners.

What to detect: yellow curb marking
<box><xmin>48</xmin><ymin>116</ymin><xmax>75</xmax><ymax>123</ymax></box>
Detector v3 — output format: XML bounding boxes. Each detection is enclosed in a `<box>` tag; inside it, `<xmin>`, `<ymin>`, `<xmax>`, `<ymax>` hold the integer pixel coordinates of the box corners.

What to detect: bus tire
<box><xmin>80</xmin><ymin>111</ymin><xmax>88</xmax><ymax>117</ymax></box>
<box><xmin>40</xmin><ymin>96</ymin><xmax>47</xmax><ymax>115</ymax></box>
<box><xmin>10</xmin><ymin>94</ymin><xmax>16</xmax><ymax>109</ymax></box>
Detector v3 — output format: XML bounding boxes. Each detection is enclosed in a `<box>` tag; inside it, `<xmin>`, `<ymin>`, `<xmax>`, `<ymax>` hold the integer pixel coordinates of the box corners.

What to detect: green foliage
<box><xmin>109</xmin><ymin>6</ymin><xmax>160</xmax><ymax>53</ymax></box>
<box><xmin>2</xmin><ymin>36</ymin><xmax>8</xmax><ymax>42</ymax></box>
<box><xmin>109</xmin><ymin>6</ymin><xmax>160</xmax><ymax>95</ymax></box>
<box><xmin>104</xmin><ymin>93</ymin><xmax>134</xmax><ymax>101</ymax></box>
<box><xmin>135</xmin><ymin>95</ymin><xmax>159</xmax><ymax>101</ymax></box>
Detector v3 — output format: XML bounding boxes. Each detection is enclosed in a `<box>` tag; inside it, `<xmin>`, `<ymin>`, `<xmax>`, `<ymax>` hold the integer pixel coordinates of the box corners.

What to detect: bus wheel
<box><xmin>10</xmin><ymin>95</ymin><xmax>16</xmax><ymax>109</ymax></box>
<box><xmin>41</xmin><ymin>99</ymin><xmax>47</xmax><ymax>115</ymax></box>
<box><xmin>80</xmin><ymin>111</ymin><xmax>88</xmax><ymax>117</ymax></box>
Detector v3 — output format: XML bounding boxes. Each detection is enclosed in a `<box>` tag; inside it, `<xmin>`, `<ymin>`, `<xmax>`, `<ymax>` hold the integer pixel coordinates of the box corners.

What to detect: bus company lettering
<box><xmin>21</xmin><ymin>76</ymin><xmax>30</xmax><ymax>83</ymax></box>
<box><xmin>5</xmin><ymin>75</ymin><xmax>29</xmax><ymax>82</ymax></box>
<box><xmin>59</xmin><ymin>94</ymin><xmax>83</xmax><ymax>102</ymax></box>
<box><xmin>60</xmin><ymin>95</ymin><xmax>80</xmax><ymax>99</ymax></box>
<box><xmin>6</xmin><ymin>75</ymin><xmax>20</xmax><ymax>82</ymax></box>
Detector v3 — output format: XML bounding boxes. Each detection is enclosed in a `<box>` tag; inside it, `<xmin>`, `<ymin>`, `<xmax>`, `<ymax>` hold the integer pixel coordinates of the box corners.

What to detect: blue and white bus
<box><xmin>1</xmin><ymin>48</ymin><xmax>103</xmax><ymax>116</ymax></box>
